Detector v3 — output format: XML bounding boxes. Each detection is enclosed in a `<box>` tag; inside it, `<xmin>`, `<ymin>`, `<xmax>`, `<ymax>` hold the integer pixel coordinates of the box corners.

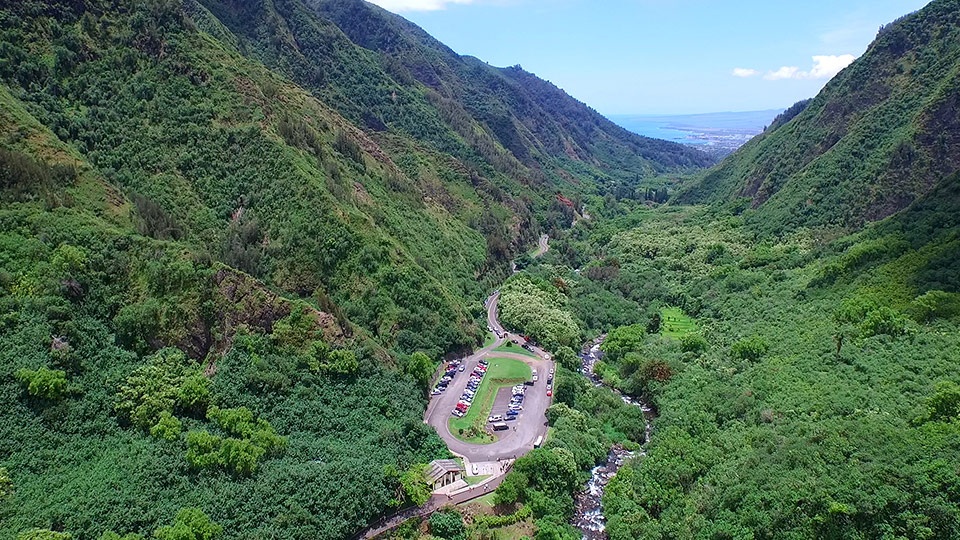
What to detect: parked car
<box><xmin>452</xmin><ymin>409</ymin><xmax>465</xmax><ymax>417</ymax></box>
<box><xmin>547</xmin><ymin>390</ymin><xmax>552</xmax><ymax>397</ymax></box>
<box><xmin>488</xmin><ymin>414</ymin><xmax>503</xmax><ymax>423</ymax></box>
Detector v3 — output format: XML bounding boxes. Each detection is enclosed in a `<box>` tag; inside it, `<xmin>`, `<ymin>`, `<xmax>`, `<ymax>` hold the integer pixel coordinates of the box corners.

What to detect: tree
<box><xmin>154</xmin><ymin>507</ymin><xmax>222</xmax><ymax>540</ymax></box>
<box><xmin>601</xmin><ymin>324</ymin><xmax>646</xmax><ymax>363</ymax></box>
<box><xmin>428</xmin><ymin>510</ymin><xmax>465</xmax><ymax>540</ymax></box>
<box><xmin>326</xmin><ymin>349</ymin><xmax>359</xmax><ymax>377</ymax></box>
<box><xmin>150</xmin><ymin>411</ymin><xmax>183</xmax><ymax>441</ymax></box>
<box><xmin>16</xmin><ymin>367</ymin><xmax>68</xmax><ymax>400</ymax></box>
<box><xmin>859</xmin><ymin>307</ymin><xmax>910</xmax><ymax>338</ymax></box>
<box><xmin>115</xmin><ymin>348</ymin><xmax>208</xmax><ymax>429</ymax></box>
<box><xmin>405</xmin><ymin>352</ymin><xmax>435</xmax><ymax>390</ymax></box>
<box><xmin>494</xmin><ymin>471</ymin><xmax>529</xmax><ymax>506</ymax></box>
<box><xmin>398</xmin><ymin>463</ymin><xmax>430</xmax><ymax>506</ymax></box>
<box><xmin>908</xmin><ymin>290</ymin><xmax>960</xmax><ymax>322</ymax></box>
<box><xmin>919</xmin><ymin>381</ymin><xmax>960</xmax><ymax>423</ymax></box>
<box><xmin>552</xmin><ymin>346</ymin><xmax>579</xmax><ymax>372</ymax></box>
<box><xmin>646</xmin><ymin>312</ymin><xmax>662</xmax><ymax>334</ymax></box>
<box><xmin>100</xmin><ymin>533</ymin><xmax>144</xmax><ymax>540</ymax></box>
<box><xmin>679</xmin><ymin>333</ymin><xmax>708</xmax><ymax>354</ymax></box>
<box><xmin>731</xmin><ymin>336</ymin><xmax>769</xmax><ymax>362</ymax></box>
<box><xmin>514</xmin><ymin>448</ymin><xmax>580</xmax><ymax>496</ymax></box>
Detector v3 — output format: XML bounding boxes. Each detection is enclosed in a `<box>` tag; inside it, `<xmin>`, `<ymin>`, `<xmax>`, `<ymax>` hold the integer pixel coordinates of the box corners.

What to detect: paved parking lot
<box><xmin>424</xmin><ymin>292</ymin><xmax>554</xmax><ymax>462</ymax></box>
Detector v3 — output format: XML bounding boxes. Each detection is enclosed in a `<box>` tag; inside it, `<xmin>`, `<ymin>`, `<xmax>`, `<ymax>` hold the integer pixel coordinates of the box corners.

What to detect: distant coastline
<box><xmin>609</xmin><ymin>109</ymin><xmax>783</xmax><ymax>158</ymax></box>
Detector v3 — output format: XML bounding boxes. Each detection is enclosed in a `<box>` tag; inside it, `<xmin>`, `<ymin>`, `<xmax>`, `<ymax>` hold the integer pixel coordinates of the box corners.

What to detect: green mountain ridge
<box><xmin>5</xmin><ymin>0</ymin><xmax>960</xmax><ymax>539</ymax></box>
<box><xmin>0</xmin><ymin>0</ymin><xmax>708</xmax><ymax>537</ymax></box>
<box><xmin>678</xmin><ymin>0</ymin><xmax>960</xmax><ymax>236</ymax></box>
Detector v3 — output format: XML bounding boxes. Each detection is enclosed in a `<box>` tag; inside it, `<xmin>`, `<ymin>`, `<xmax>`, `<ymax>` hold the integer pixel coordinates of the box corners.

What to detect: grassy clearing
<box><xmin>464</xmin><ymin>475</ymin><xmax>491</xmax><ymax>486</ymax></box>
<box><xmin>493</xmin><ymin>342</ymin><xmax>537</xmax><ymax>358</ymax></box>
<box><xmin>468</xmin><ymin>493</ymin><xmax>497</xmax><ymax>507</ymax></box>
<box><xmin>483</xmin><ymin>331</ymin><xmax>496</xmax><ymax>348</ymax></box>
<box><xmin>448</xmin><ymin>358</ymin><xmax>531</xmax><ymax>444</ymax></box>
<box><xmin>660</xmin><ymin>306</ymin><xmax>697</xmax><ymax>339</ymax></box>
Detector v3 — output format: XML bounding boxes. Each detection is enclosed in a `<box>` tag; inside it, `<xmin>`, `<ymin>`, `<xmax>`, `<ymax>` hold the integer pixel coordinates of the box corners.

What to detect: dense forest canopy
<box><xmin>3</xmin><ymin>0</ymin><xmax>960</xmax><ymax>539</ymax></box>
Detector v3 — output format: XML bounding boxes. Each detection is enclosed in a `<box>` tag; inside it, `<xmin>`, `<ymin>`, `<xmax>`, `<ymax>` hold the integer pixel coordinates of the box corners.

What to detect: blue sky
<box><xmin>368</xmin><ymin>0</ymin><xmax>932</xmax><ymax>114</ymax></box>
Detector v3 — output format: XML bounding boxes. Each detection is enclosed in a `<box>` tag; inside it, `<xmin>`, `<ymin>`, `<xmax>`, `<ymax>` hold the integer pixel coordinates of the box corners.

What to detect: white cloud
<box><xmin>761</xmin><ymin>54</ymin><xmax>856</xmax><ymax>81</ymax></box>
<box><xmin>368</xmin><ymin>0</ymin><xmax>476</xmax><ymax>12</ymax></box>
<box><xmin>732</xmin><ymin>68</ymin><xmax>759</xmax><ymax>78</ymax></box>
<box><xmin>764</xmin><ymin>66</ymin><xmax>801</xmax><ymax>81</ymax></box>
<box><xmin>808</xmin><ymin>54</ymin><xmax>856</xmax><ymax>78</ymax></box>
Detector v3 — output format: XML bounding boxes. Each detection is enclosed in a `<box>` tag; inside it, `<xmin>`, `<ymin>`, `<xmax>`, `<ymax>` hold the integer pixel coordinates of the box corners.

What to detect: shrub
<box><xmin>428</xmin><ymin>510</ymin><xmax>466</xmax><ymax>540</ymax></box>
<box><xmin>154</xmin><ymin>507</ymin><xmax>222</xmax><ymax>540</ymax></box>
<box><xmin>679</xmin><ymin>333</ymin><xmax>708</xmax><ymax>354</ymax></box>
<box><xmin>115</xmin><ymin>348</ymin><xmax>209</xmax><ymax>429</ymax></box>
<box><xmin>16</xmin><ymin>367</ymin><xmax>68</xmax><ymax>400</ymax></box>
<box><xmin>859</xmin><ymin>307</ymin><xmax>910</xmax><ymax>338</ymax></box>
<box><xmin>731</xmin><ymin>336</ymin><xmax>769</xmax><ymax>362</ymax></box>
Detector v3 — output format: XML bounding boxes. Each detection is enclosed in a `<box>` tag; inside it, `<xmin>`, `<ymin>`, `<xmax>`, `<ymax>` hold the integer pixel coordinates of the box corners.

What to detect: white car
<box><xmin>488</xmin><ymin>414</ymin><xmax>503</xmax><ymax>423</ymax></box>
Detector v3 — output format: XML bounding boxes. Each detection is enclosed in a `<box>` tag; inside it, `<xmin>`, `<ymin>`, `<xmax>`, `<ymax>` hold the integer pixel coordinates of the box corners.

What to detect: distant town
<box><xmin>610</xmin><ymin>109</ymin><xmax>783</xmax><ymax>158</ymax></box>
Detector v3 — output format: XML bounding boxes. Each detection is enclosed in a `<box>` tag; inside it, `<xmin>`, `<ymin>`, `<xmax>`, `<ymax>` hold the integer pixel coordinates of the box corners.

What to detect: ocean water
<box><xmin>609</xmin><ymin>109</ymin><xmax>783</xmax><ymax>146</ymax></box>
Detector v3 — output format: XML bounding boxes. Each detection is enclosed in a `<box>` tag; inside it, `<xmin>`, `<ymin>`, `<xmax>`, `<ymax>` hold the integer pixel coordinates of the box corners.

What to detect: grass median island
<box><xmin>494</xmin><ymin>342</ymin><xmax>537</xmax><ymax>358</ymax></box>
<box><xmin>660</xmin><ymin>307</ymin><xmax>697</xmax><ymax>339</ymax></box>
<box><xmin>449</xmin><ymin>358</ymin><xmax>532</xmax><ymax>444</ymax></box>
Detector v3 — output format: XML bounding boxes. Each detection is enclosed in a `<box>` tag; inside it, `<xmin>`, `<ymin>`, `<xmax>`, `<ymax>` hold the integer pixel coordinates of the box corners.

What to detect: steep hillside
<box><xmin>0</xmin><ymin>0</ymin><xmax>714</xmax><ymax>538</ymax></box>
<box><xmin>197</xmin><ymin>0</ymin><xmax>712</xmax><ymax>191</ymax></box>
<box><xmin>678</xmin><ymin>0</ymin><xmax>960</xmax><ymax>235</ymax></box>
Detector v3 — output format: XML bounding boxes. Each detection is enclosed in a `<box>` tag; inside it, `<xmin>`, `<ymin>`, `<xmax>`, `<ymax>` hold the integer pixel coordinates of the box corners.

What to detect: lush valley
<box><xmin>0</xmin><ymin>0</ymin><xmax>705</xmax><ymax>538</ymax></box>
<box><xmin>3</xmin><ymin>0</ymin><xmax>960</xmax><ymax>539</ymax></box>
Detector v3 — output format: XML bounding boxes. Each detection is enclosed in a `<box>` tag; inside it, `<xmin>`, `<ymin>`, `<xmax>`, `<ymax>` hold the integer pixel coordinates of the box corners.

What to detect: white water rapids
<box><xmin>571</xmin><ymin>338</ymin><xmax>654</xmax><ymax>540</ymax></box>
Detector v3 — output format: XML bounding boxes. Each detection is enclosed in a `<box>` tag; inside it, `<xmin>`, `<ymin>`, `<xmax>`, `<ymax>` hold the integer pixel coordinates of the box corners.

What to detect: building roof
<box><xmin>425</xmin><ymin>459</ymin><xmax>464</xmax><ymax>483</ymax></box>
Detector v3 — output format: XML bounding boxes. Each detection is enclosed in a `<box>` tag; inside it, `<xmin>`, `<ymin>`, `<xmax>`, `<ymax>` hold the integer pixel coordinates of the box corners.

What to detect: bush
<box><xmin>908</xmin><ymin>290</ymin><xmax>960</xmax><ymax>322</ymax></box>
<box><xmin>731</xmin><ymin>336</ymin><xmax>769</xmax><ymax>362</ymax></box>
<box><xmin>859</xmin><ymin>307</ymin><xmax>910</xmax><ymax>338</ymax></box>
<box><xmin>154</xmin><ymin>507</ymin><xmax>222</xmax><ymax>540</ymax></box>
<box><xmin>115</xmin><ymin>348</ymin><xmax>210</xmax><ymax>429</ymax></box>
<box><xmin>428</xmin><ymin>510</ymin><xmax>465</xmax><ymax>540</ymax></box>
<box><xmin>16</xmin><ymin>367</ymin><xmax>68</xmax><ymax>400</ymax></box>
<box><xmin>679</xmin><ymin>333</ymin><xmax>708</xmax><ymax>354</ymax></box>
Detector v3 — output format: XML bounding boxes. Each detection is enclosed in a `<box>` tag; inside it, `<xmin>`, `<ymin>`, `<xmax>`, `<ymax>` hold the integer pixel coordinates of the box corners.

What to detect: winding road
<box><xmin>357</xmin><ymin>239</ymin><xmax>554</xmax><ymax>539</ymax></box>
<box><xmin>532</xmin><ymin>234</ymin><xmax>550</xmax><ymax>258</ymax></box>
<box><xmin>424</xmin><ymin>291</ymin><xmax>555</xmax><ymax>462</ymax></box>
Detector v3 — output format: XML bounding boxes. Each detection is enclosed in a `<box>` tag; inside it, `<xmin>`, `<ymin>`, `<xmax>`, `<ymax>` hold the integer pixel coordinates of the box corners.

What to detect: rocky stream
<box><xmin>571</xmin><ymin>338</ymin><xmax>655</xmax><ymax>539</ymax></box>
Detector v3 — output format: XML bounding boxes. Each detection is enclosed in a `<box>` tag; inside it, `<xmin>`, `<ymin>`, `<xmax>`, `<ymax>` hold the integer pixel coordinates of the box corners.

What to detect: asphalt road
<box><xmin>532</xmin><ymin>234</ymin><xmax>549</xmax><ymax>258</ymax></box>
<box><xmin>424</xmin><ymin>292</ymin><xmax>555</xmax><ymax>462</ymax></box>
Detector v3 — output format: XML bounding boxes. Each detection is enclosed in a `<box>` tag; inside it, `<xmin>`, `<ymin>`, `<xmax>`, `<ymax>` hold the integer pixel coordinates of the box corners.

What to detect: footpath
<box><xmin>356</xmin><ymin>463</ymin><xmax>511</xmax><ymax>540</ymax></box>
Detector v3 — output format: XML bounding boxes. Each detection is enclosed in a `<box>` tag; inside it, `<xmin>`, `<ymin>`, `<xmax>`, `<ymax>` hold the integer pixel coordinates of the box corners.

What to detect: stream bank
<box><xmin>571</xmin><ymin>337</ymin><xmax>655</xmax><ymax>539</ymax></box>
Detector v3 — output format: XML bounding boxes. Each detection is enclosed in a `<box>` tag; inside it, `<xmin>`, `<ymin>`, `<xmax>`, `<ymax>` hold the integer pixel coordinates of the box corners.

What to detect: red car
<box><xmin>546</xmin><ymin>390</ymin><xmax>553</xmax><ymax>397</ymax></box>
